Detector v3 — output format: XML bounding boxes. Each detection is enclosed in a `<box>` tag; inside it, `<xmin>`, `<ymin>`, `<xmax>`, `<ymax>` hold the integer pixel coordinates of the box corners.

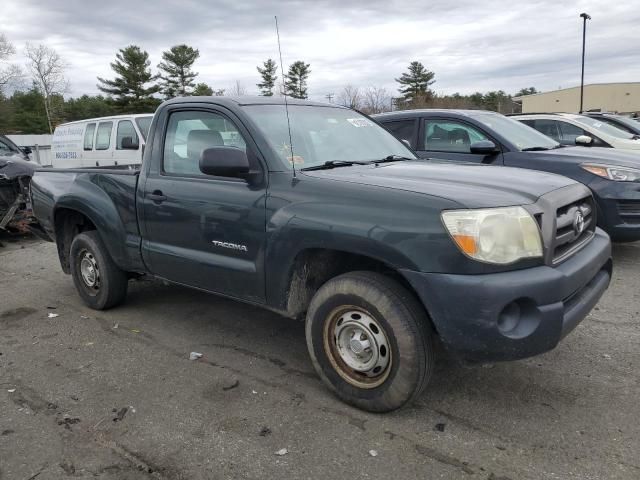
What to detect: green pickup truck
<box><xmin>30</xmin><ymin>97</ymin><xmax>612</xmax><ymax>411</ymax></box>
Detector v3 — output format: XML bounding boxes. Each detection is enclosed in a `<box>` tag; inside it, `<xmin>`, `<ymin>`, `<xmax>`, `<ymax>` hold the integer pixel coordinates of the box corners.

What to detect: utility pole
<box><xmin>579</xmin><ymin>12</ymin><xmax>591</xmax><ymax>113</ymax></box>
<box><xmin>325</xmin><ymin>93</ymin><xmax>334</xmax><ymax>103</ymax></box>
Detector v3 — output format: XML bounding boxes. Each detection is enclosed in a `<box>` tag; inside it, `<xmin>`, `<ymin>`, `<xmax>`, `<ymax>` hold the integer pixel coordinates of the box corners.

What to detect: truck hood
<box><xmin>534</xmin><ymin>145</ymin><xmax>640</xmax><ymax>168</ymax></box>
<box><xmin>302</xmin><ymin>160</ymin><xmax>576</xmax><ymax>208</ymax></box>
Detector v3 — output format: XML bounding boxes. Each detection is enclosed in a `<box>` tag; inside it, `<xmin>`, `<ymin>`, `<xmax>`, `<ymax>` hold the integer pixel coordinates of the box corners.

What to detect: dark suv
<box><xmin>374</xmin><ymin>109</ymin><xmax>640</xmax><ymax>242</ymax></box>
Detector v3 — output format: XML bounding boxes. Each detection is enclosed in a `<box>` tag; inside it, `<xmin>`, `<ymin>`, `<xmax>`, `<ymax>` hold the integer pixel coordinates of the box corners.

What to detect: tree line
<box><xmin>0</xmin><ymin>32</ymin><xmax>538</xmax><ymax>134</ymax></box>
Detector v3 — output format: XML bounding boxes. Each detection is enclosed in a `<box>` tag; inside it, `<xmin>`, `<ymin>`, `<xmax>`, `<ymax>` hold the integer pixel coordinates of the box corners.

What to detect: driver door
<box><xmin>140</xmin><ymin>107</ymin><xmax>267</xmax><ymax>303</ymax></box>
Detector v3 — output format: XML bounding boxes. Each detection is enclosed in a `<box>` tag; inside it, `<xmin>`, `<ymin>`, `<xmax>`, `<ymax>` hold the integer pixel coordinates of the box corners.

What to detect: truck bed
<box><xmin>30</xmin><ymin>168</ymin><xmax>144</xmax><ymax>272</ymax></box>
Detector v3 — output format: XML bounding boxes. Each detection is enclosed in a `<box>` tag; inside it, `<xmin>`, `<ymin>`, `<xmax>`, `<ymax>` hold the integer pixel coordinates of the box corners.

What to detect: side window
<box><xmin>163</xmin><ymin>110</ymin><xmax>247</xmax><ymax>176</ymax></box>
<box><xmin>558</xmin><ymin>121</ymin><xmax>587</xmax><ymax>144</ymax></box>
<box><xmin>383</xmin><ymin>120</ymin><xmax>416</xmax><ymax>145</ymax></box>
<box><xmin>116</xmin><ymin>120</ymin><xmax>139</xmax><ymax>150</ymax></box>
<box><xmin>95</xmin><ymin>122</ymin><xmax>113</xmax><ymax>150</ymax></box>
<box><xmin>533</xmin><ymin>119</ymin><xmax>561</xmax><ymax>141</ymax></box>
<box><xmin>83</xmin><ymin>123</ymin><xmax>96</xmax><ymax>150</ymax></box>
<box><xmin>422</xmin><ymin>120</ymin><xmax>487</xmax><ymax>153</ymax></box>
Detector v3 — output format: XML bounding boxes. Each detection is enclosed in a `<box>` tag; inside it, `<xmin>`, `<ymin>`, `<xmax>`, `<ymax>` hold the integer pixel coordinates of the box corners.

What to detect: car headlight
<box><xmin>441</xmin><ymin>206</ymin><xmax>543</xmax><ymax>264</ymax></box>
<box><xmin>581</xmin><ymin>163</ymin><xmax>640</xmax><ymax>182</ymax></box>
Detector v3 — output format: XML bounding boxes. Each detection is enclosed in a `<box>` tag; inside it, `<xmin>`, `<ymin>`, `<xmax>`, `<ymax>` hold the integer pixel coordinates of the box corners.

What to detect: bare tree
<box><xmin>230</xmin><ymin>80</ymin><xmax>246</xmax><ymax>96</ymax></box>
<box><xmin>362</xmin><ymin>86</ymin><xmax>391</xmax><ymax>114</ymax></box>
<box><xmin>24</xmin><ymin>43</ymin><xmax>68</xmax><ymax>133</ymax></box>
<box><xmin>337</xmin><ymin>84</ymin><xmax>362</xmax><ymax>109</ymax></box>
<box><xmin>0</xmin><ymin>33</ymin><xmax>22</xmax><ymax>93</ymax></box>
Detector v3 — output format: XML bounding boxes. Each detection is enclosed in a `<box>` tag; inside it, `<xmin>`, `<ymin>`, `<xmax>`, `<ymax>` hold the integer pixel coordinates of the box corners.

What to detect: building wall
<box><xmin>517</xmin><ymin>83</ymin><xmax>640</xmax><ymax>114</ymax></box>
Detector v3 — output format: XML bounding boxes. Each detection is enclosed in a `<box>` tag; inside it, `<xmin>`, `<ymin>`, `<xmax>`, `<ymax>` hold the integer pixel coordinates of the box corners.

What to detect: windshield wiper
<box><xmin>521</xmin><ymin>146</ymin><xmax>552</xmax><ymax>151</ymax></box>
<box><xmin>300</xmin><ymin>160</ymin><xmax>369</xmax><ymax>171</ymax></box>
<box><xmin>371</xmin><ymin>155</ymin><xmax>413</xmax><ymax>164</ymax></box>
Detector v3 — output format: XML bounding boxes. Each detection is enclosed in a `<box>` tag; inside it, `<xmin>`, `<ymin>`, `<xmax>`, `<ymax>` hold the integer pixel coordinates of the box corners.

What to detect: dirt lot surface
<box><xmin>1</xmin><ymin>233</ymin><xmax>639</xmax><ymax>479</ymax></box>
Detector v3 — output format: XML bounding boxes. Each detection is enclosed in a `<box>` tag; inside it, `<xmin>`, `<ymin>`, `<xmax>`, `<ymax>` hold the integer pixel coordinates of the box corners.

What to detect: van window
<box><xmin>116</xmin><ymin>120</ymin><xmax>139</xmax><ymax>150</ymax></box>
<box><xmin>163</xmin><ymin>110</ymin><xmax>247</xmax><ymax>176</ymax></box>
<box><xmin>84</xmin><ymin>123</ymin><xmax>96</xmax><ymax>150</ymax></box>
<box><xmin>96</xmin><ymin>122</ymin><xmax>113</xmax><ymax>150</ymax></box>
<box><xmin>135</xmin><ymin>116</ymin><xmax>153</xmax><ymax>141</ymax></box>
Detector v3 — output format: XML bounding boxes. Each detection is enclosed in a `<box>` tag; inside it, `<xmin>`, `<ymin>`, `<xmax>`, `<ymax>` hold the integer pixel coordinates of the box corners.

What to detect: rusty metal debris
<box><xmin>0</xmin><ymin>155</ymin><xmax>36</xmax><ymax>232</ymax></box>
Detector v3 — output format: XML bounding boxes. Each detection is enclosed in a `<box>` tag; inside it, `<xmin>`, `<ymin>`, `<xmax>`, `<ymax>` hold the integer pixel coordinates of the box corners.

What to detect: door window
<box><xmin>83</xmin><ymin>123</ymin><xmax>96</xmax><ymax>150</ymax></box>
<box><xmin>163</xmin><ymin>110</ymin><xmax>247</xmax><ymax>176</ymax></box>
<box><xmin>422</xmin><ymin>120</ymin><xmax>487</xmax><ymax>152</ymax></box>
<box><xmin>95</xmin><ymin>122</ymin><xmax>113</xmax><ymax>150</ymax></box>
<box><xmin>116</xmin><ymin>120</ymin><xmax>139</xmax><ymax>150</ymax></box>
<box><xmin>558</xmin><ymin>121</ymin><xmax>587</xmax><ymax>143</ymax></box>
<box><xmin>383</xmin><ymin>120</ymin><xmax>416</xmax><ymax>145</ymax></box>
<box><xmin>532</xmin><ymin>119</ymin><xmax>561</xmax><ymax>141</ymax></box>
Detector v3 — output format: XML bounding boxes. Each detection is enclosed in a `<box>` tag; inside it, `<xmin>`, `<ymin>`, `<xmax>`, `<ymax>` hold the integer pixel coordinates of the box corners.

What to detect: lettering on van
<box><xmin>211</xmin><ymin>240</ymin><xmax>248</xmax><ymax>252</ymax></box>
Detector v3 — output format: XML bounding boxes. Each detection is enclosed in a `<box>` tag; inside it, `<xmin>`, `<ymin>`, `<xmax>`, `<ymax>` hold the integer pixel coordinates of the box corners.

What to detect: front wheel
<box><xmin>305</xmin><ymin>271</ymin><xmax>434</xmax><ymax>412</ymax></box>
<box><xmin>69</xmin><ymin>231</ymin><xmax>128</xmax><ymax>310</ymax></box>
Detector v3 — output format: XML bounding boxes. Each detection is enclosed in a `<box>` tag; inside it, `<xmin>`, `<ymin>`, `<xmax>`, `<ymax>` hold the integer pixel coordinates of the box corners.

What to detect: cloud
<box><xmin>2</xmin><ymin>0</ymin><xmax>639</xmax><ymax>100</ymax></box>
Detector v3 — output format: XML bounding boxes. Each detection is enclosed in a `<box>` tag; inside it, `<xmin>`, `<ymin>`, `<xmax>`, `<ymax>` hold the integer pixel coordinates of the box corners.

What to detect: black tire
<box><xmin>305</xmin><ymin>271</ymin><xmax>434</xmax><ymax>412</ymax></box>
<box><xmin>69</xmin><ymin>231</ymin><xmax>128</xmax><ymax>310</ymax></box>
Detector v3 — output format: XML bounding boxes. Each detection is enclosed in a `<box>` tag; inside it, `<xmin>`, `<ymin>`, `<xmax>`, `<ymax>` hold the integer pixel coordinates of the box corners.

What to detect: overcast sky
<box><xmin>2</xmin><ymin>0</ymin><xmax>639</xmax><ymax>101</ymax></box>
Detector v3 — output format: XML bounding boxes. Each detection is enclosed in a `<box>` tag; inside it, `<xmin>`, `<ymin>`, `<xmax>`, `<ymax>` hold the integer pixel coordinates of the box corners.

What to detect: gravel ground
<box><xmin>1</xmin><ymin>233</ymin><xmax>639</xmax><ymax>480</ymax></box>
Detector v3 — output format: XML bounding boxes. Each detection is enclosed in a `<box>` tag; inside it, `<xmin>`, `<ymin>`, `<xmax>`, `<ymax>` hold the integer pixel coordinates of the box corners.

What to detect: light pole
<box><xmin>579</xmin><ymin>12</ymin><xmax>591</xmax><ymax>113</ymax></box>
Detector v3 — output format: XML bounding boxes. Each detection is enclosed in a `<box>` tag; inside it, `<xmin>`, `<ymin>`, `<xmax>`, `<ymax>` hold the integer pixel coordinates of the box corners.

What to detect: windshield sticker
<box><xmin>347</xmin><ymin>118</ymin><xmax>374</xmax><ymax>128</ymax></box>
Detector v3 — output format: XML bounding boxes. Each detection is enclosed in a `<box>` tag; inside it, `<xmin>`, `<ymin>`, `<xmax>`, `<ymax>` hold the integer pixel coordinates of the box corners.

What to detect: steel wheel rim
<box><xmin>323</xmin><ymin>306</ymin><xmax>392</xmax><ymax>389</ymax></box>
<box><xmin>79</xmin><ymin>250</ymin><xmax>100</xmax><ymax>291</ymax></box>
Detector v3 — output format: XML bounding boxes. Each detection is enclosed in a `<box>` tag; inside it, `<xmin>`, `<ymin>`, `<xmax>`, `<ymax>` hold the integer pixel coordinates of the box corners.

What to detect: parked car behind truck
<box><xmin>0</xmin><ymin>134</ymin><xmax>35</xmax><ymax>230</ymax></box>
<box><xmin>375</xmin><ymin>109</ymin><xmax>640</xmax><ymax>242</ymax></box>
<box><xmin>51</xmin><ymin>114</ymin><xmax>153</xmax><ymax>168</ymax></box>
<box><xmin>31</xmin><ymin>97</ymin><xmax>612</xmax><ymax>412</ymax></box>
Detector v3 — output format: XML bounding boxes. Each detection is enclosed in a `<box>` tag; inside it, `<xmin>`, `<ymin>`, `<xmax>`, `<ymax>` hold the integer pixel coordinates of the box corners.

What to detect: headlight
<box><xmin>581</xmin><ymin>163</ymin><xmax>640</xmax><ymax>182</ymax></box>
<box><xmin>441</xmin><ymin>206</ymin><xmax>543</xmax><ymax>264</ymax></box>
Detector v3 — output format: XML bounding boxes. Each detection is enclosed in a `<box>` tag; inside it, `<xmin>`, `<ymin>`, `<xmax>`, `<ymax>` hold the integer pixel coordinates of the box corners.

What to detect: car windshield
<box><xmin>0</xmin><ymin>137</ymin><xmax>21</xmax><ymax>156</ymax></box>
<box><xmin>469</xmin><ymin>113</ymin><xmax>560</xmax><ymax>151</ymax></box>
<box><xmin>577</xmin><ymin>116</ymin><xmax>636</xmax><ymax>139</ymax></box>
<box><xmin>135</xmin><ymin>116</ymin><xmax>153</xmax><ymax>141</ymax></box>
<box><xmin>242</xmin><ymin>105</ymin><xmax>415</xmax><ymax>169</ymax></box>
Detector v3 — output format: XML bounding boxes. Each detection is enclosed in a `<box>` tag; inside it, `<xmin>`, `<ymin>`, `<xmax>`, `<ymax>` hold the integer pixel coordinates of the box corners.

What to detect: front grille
<box><xmin>551</xmin><ymin>196</ymin><xmax>596</xmax><ymax>264</ymax></box>
<box><xmin>617</xmin><ymin>200</ymin><xmax>640</xmax><ymax>224</ymax></box>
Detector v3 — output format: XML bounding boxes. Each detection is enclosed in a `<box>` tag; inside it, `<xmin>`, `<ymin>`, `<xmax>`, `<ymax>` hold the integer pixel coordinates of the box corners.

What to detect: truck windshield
<box><xmin>243</xmin><ymin>105</ymin><xmax>415</xmax><ymax>169</ymax></box>
<box><xmin>470</xmin><ymin>112</ymin><xmax>560</xmax><ymax>151</ymax></box>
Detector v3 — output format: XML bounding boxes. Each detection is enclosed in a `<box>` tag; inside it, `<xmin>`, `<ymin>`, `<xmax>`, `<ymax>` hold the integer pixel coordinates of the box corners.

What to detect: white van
<box><xmin>51</xmin><ymin>114</ymin><xmax>153</xmax><ymax>168</ymax></box>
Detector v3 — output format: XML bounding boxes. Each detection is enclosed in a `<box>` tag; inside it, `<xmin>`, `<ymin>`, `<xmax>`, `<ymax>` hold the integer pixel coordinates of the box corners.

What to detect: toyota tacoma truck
<box><xmin>30</xmin><ymin>97</ymin><xmax>612</xmax><ymax>412</ymax></box>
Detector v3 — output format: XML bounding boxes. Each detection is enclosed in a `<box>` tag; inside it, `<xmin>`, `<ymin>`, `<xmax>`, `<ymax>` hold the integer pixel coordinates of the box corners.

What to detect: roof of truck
<box><xmin>163</xmin><ymin>95</ymin><xmax>345</xmax><ymax>108</ymax></box>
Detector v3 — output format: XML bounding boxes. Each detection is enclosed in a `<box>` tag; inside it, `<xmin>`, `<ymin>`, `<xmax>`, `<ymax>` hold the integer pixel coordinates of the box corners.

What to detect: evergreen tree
<box><xmin>515</xmin><ymin>87</ymin><xmax>539</xmax><ymax>97</ymax></box>
<box><xmin>284</xmin><ymin>61</ymin><xmax>310</xmax><ymax>99</ymax></box>
<box><xmin>97</xmin><ymin>45</ymin><xmax>160</xmax><ymax>112</ymax></box>
<box><xmin>193</xmin><ymin>82</ymin><xmax>213</xmax><ymax>96</ymax></box>
<box><xmin>157</xmin><ymin>44</ymin><xmax>200</xmax><ymax>98</ymax></box>
<box><xmin>257</xmin><ymin>58</ymin><xmax>278</xmax><ymax>96</ymax></box>
<box><xmin>395</xmin><ymin>61</ymin><xmax>435</xmax><ymax>103</ymax></box>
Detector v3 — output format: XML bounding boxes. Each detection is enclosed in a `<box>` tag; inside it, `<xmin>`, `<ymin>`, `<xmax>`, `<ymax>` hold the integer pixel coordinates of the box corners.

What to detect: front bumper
<box><xmin>401</xmin><ymin>228</ymin><xmax>612</xmax><ymax>363</ymax></box>
<box><xmin>590</xmin><ymin>177</ymin><xmax>640</xmax><ymax>242</ymax></box>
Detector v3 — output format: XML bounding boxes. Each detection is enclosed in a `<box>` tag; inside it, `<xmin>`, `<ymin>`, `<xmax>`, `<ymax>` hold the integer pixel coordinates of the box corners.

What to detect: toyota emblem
<box><xmin>573</xmin><ymin>210</ymin><xmax>585</xmax><ymax>236</ymax></box>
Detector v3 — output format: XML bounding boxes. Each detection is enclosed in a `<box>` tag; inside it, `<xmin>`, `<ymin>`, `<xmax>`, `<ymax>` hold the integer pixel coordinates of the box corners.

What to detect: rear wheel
<box><xmin>305</xmin><ymin>271</ymin><xmax>434</xmax><ymax>412</ymax></box>
<box><xmin>69</xmin><ymin>231</ymin><xmax>128</xmax><ymax>310</ymax></box>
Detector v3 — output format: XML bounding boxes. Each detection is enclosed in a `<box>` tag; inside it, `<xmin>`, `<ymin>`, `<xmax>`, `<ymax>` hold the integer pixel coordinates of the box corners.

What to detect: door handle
<box><xmin>148</xmin><ymin>190</ymin><xmax>167</xmax><ymax>203</ymax></box>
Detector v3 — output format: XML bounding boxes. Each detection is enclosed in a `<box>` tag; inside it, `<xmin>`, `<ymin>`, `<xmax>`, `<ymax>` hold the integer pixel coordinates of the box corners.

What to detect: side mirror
<box><xmin>575</xmin><ymin>135</ymin><xmax>593</xmax><ymax>146</ymax></box>
<box><xmin>121</xmin><ymin>136</ymin><xmax>139</xmax><ymax>149</ymax></box>
<box><xmin>470</xmin><ymin>140</ymin><xmax>498</xmax><ymax>155</ymax></box>
<box><xmin>22</xmin><ymin>146</ymin><xmax>32</xmax><ymax>155</ymax></box>
<box><xmin>199</xmin><ymin>146</ymin><xmax>250</xmax><ymax>178</ymax></box>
